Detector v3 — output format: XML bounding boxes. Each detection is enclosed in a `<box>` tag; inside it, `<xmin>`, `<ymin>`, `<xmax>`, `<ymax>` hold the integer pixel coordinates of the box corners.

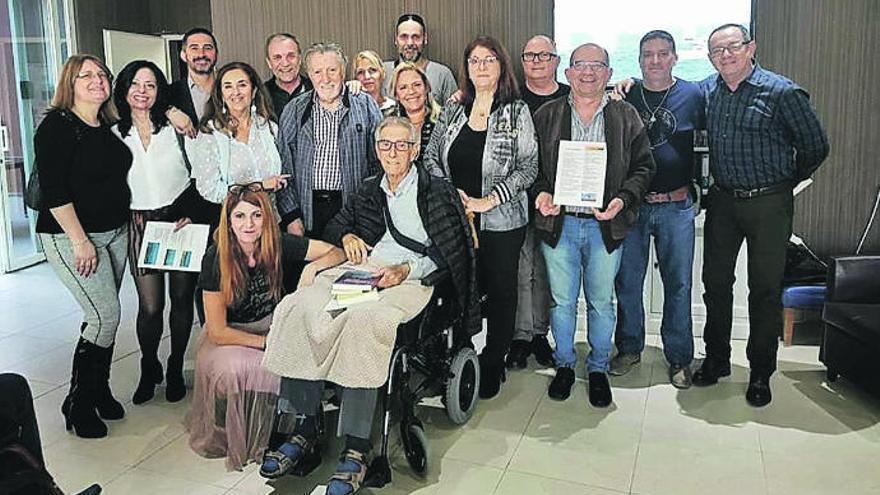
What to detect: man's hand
<box><xmin>167</xmin><ymin>107</ymin><xmax>196</xmax><ymax>138</ymax></box>
<box><xmin>376</xmin><ymin>263</ymin><xmax>410</xmax><ymax>288</ymax></box>
<box><xmin>298</xmin><ymin>262</ymin><xmax>320</xmax><ymax>289</ymax></box>
<box><xmin>535</xmin><ymin>192</ymin><xmax>561</xmax><ymax>216</ymax></box>
<box><xmin>287</xmin><ymin>218</ymin><xmax>305</xmax><ymax>236</ymax></box>
<box><xmin>345</xmin><ymin>80</ymin><xmax>363</xmax><ymax>95</ymax></box>
<box><xmin>592</xmin><ymin>197</ymin><xmax>624</xmax><ymax>221</ymax></box>
<box><xmin>447</xmin><ymin>89</ymin><xmax>463</xmax><ymax>105</ymax></box>
<box><xmin>610</xmin><ymin>78</ymin><xmax>635</xmax><ymax>101</ymax></box>
<box><xmin>261</xmin><ymin>174</ymin><xmax>291</xmax><ymax>191</ymax></box>
<box><xmin>342</xmin><ymin>233</ymin><xmax>372</xmax><ymax>264</ymax></box>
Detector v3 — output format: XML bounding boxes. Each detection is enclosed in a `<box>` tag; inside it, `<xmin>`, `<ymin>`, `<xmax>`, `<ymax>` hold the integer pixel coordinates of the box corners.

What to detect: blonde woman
<box><xmin>352</xmin><ymin>50</ymin><xmax>396</xmax><ymax>116</ymax></box>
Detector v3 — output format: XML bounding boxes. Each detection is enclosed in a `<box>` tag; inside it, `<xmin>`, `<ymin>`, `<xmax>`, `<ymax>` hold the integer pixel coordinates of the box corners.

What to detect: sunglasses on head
<box><xmin>228</xmin><ymin>182</ymin><xmax>264</xmax><ymax>195</ymax></box>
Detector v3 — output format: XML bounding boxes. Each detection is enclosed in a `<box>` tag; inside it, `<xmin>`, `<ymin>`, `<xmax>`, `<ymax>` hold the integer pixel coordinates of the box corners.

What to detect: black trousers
<box><xmin>283</xmin><ymin>191</ymin><xmax>343</xmax><ymax>292</ymax></box>
<box><xmin>0</xmin><ymin>374</ymin><xmax>42</xmax><ymax>466</ymax></box>
<box><xmin>477</xmin><ymin>226</ymin><xmax>527</xmax><ymax>366</ymax></box>
<box><xmin>701</xmin><ymin>186</ymin><xmax>793</xmax><ymax>376</ymax></box>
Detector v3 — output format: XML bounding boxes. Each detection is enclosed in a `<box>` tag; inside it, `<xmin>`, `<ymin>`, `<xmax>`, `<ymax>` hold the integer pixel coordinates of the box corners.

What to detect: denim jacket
<box><xmin>422</xmin><ymin>100</ymin><xmax>538</xmax><ymax>232</ymax></box>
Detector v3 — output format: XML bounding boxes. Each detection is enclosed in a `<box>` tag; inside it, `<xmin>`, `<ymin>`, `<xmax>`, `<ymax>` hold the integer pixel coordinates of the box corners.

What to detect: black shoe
<box><xmin>165</xmin><ymin>360</ymin><xmax>187</xmax><ymax>403</ymax></box>
<box><xmin>62</xmin><ymin>338</ymin><xmax>108</xmax><ymax>439</ymax></box>
<box><xmin>531</xmin><ymin>335</ymin><xmax>555</xmax><ymax>367</ymax></box>
<box><xmin>746</xmin><ymin>373</ymin><xmax>772</xmax><ymax>407</ymax></box>
<box><xmin>588</xmin><ymin>372</ymin><xmax>612</xmax><ymax>408</ymax></box>
<box><xmin>478</xmin><ymin>355</ymin><xmax>506</xmax><ymax>400</ymax></box>
<box><xmin>692</xmin><ymin>358</ymin><xmax>731</xmax><ymax>387</ymax></box>
<box><xmin>133</xmin><ymin>358</ymin><xmax>163</xmax><ymax>405</ymax></box>
<box><xmin>93</xmin><ymin>343</ymin><xmax>124</xmax><ymax>420</ymax></box>
<box><xmin>505</xmin><ymin>340</ymin><xmax>530</xmax><ymax>370</ymax></box>
<box><xmin>548</xmin><ymin>367</ymin><xmax>575</xmax><ymax>401</ymax></box>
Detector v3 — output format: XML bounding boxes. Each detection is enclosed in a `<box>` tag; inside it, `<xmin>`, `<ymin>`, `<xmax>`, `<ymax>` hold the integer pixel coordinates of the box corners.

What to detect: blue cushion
<box><xmin>782</xmin><ymin>286</ymin><xmax>826</xmax><ymax>309</ymax></box>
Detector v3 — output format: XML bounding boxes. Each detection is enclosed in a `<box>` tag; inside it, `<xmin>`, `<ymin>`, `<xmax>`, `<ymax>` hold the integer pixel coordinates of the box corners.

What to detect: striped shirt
<box><xmin>312</xmin><ymin>98</ymin><xmax>344</xmax><ymax>190</ymax></box>
<box><xmin>567</xmin><ymin>93</ymin><xmax>608</xmax><ymax>214</ymax></box>
<box><xmin>701</xmin><ymin>64</ymin><xmax>829</xmax><ymax>189</ymax></box>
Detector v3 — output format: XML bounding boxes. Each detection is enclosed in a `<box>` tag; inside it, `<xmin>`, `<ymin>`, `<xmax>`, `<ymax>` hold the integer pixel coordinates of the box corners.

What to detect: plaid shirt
<box><xmin>276</xmin><ymin>89</ymin><xmax>382</xmax><ymax>230</ymax></box>
<box><xmin>701</xmin><ymin>64</ymin><xmax>829</xmax><ymax>189</ymax></box>
<box><xmin>568</xmin><ymin>93</ymin><xmax>608</xmax><ymax>214</ymax></box>
<box><xmin>312</xmin><ymin>99</ymin><xmax>343</xmax><ymax>190</ymax></box>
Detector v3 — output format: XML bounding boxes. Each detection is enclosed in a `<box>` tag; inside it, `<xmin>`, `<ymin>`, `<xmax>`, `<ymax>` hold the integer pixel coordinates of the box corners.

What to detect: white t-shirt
<box><xmin>113</xmin><ymin>124</ymin><xmax>191</xmax><ymax>211</ymax></box>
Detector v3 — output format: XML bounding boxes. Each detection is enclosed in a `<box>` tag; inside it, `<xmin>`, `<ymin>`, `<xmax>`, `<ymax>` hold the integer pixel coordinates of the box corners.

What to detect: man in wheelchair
<box><xmin>260</xmin><ymin>116</ymin><xmax>479</xmax><ymax>494</ymax></box>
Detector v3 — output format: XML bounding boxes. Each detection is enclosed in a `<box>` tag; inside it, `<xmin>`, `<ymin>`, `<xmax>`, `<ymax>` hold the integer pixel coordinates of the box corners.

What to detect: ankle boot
<box><xmin>478</xmin><ymin>354</ymin><xmax>506</xmax><ymax>400</ymax></box>
<box><xmin>133</xmin><ymin>357</ymin><xmax>163</xmax><ymax>405</ymax></box>
<box><xmin>165</xmin><ymin>355</ymin><xmax>186</xmax><ymax>403</ymax></box>
<box><xmin>62</xmin><ymin>338</ymin><xmax>108</xmax><ymax>438</ymax></box>
<box><xmin>93</xmin><ymin>342</ymin><xmax>124</xmax><ymax>420</ymax></box>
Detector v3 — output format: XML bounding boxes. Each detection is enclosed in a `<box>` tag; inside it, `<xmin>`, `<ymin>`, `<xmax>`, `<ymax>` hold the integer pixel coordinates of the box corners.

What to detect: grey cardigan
<box><xmin>422</xmin><ymin>100</ymin><xmax>538</xmax><ymax>232</ymax></box>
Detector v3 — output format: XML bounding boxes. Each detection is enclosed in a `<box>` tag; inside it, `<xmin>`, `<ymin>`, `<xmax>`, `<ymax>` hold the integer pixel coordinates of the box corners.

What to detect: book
<box><xmin>332</xmin><ymin>270</ymin><xmax>382</xmax><ymax>292</ymax></box>
<box><xmin>324</xmin><ymin>288</ymin><xmax>380</xmax><ymax>311</ymax></box>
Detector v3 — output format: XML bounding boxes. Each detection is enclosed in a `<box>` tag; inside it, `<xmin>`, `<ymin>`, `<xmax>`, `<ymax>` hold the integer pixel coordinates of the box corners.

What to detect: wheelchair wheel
<box><xmin>401</xmin><ymin>421</ymin><xmax>429</xmax><ymax>476</ymax></box>
<box><xmin>445</xmin><ymin>347</ymin><xmax>479</xmax><ymax>424</ymax></box>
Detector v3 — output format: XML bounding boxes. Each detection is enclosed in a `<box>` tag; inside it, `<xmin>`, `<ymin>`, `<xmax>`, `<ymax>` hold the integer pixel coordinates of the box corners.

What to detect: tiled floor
<box><xmin>2</xmin><ymin>263</ymin><xmax>880</xmax><ymax>494</ymax></box>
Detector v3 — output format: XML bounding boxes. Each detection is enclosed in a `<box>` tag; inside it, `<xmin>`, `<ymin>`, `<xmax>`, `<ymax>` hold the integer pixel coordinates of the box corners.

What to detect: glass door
<box><xmin>0</xmin><ymin>0</ymin><xmax>74</xmax><ymax>272</ymax></box>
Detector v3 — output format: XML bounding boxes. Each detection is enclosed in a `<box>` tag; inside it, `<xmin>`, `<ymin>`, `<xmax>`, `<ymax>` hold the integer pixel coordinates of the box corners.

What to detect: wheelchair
<box><xmin>366</xmin><ymin>268</ymin><xmax>481</xmax><ymax>487</ymax></box>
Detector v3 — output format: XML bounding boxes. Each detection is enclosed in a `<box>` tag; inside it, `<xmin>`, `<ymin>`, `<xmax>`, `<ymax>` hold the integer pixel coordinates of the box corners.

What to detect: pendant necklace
<box><xmin>640</xmin><ymin>79</ymin><xmax>675</xmax><ymax>127</ymax></box>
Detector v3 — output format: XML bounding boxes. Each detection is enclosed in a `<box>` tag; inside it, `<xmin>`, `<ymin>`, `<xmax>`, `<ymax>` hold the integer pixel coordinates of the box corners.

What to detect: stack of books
<box><xmin>326</xmin><ymin>270</ymin><xmax>382</xmax><ymax>309</ymax></box>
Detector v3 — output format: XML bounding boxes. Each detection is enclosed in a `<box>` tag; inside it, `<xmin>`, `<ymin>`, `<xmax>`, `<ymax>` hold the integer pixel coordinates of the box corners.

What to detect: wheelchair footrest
<box><xmin>364</xmin><ymin>455</ymin><xmax>392</xmax><ymax>488</ymax></box>
<box><xmin>290</xmin><ymin>448</ymin><xmax>323</xmax><ymax>477</ymax></box>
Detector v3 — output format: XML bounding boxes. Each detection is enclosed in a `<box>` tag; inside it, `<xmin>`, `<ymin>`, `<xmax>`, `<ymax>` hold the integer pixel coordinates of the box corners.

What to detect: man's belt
<box><xmin>645</xmin><ymin>185</ymin><xmax>690</xmax><ymax>204</ymax></box>
<box><xmin>715</xmin><ymin>182</ymin><xmax>791</xmax><ymax>199</ymax></box>
<box><xmin>564</xmin><ymin>211</ymin><xmax>593</xmax><ymax>219</ymax></box>
<box><xmin>313</xmin><ymin>190</ymin><xmax>342</xmax><ymax>202</ymax></box>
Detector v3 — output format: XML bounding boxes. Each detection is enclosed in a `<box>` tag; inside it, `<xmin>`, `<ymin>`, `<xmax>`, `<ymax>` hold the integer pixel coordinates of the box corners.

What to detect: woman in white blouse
<box><xmin>186</xmin><ymin>62</ymin><xmax>289</xmax><ymax>207</ymax></box>
<box><xmin>112</xmin><ymin>60</ymin><xmax>207</xmax><ymax>404</ymax></box>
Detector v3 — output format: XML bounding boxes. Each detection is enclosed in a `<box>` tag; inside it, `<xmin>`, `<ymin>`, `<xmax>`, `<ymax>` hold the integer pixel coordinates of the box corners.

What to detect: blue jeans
<box><xmin>542</xmin><ymin>216</ymin><xmax>622</xmax><ymax>372</ymax></box>
<box><xmin>615</xmin><ymin>197</ymin><xmax>696</xmax><ymax>366</ymax></box>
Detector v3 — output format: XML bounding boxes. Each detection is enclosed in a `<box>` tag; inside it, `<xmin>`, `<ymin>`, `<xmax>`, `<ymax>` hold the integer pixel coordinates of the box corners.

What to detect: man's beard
<box><xmin>190</xmin><ymin>58</ymin><xmax>215</xmax><ymax>75</ymax></box>
<box><xmin>400</xmin><ymin>46</ymin><xmax>422</xmax><ymax>63</ymax></box>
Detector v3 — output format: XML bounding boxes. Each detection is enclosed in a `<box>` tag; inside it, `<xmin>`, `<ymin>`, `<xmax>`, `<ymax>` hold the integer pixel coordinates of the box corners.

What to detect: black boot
<box><xmin>93</xmin><ymin>343</ymin><xmax>124</xmax><ymax>420</ymax></box>
<box><xmin>165</xmin><ymin>355</ymin><xmax>187</xmax><ymax>403</ymax></box>
<box><xmin>62</xmin><ymin>338</ymin><xmax>108</xmax><ymax>439</ymax></box>
<box><xmin>478</xmin><ymin>354</ymin><xmax>506</xmax><ymax>400</ymax></box>
<box><xmin>133</xmin><ymin>357</ymin><xmax>163</xmax><ymax>405</ymax></box>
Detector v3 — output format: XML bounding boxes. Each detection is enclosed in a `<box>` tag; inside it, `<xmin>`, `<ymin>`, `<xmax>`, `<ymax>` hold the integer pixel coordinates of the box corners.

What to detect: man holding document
<box><xmin>532</xmin><ymin>43</ymin><xmax>655</xmax><ymax>407</ymax></box>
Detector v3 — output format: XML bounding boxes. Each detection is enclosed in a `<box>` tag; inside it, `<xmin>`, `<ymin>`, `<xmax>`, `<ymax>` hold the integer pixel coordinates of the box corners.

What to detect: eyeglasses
<box><xmin>467</xmin><ymin>56</ymin><xmax>499</xmax><ymax>67</ymax></box>
<box><xmin>708</xmin><ymin>41</ymin><xmax>751</xmax><ymax>58</ymax></box>
<box><xmin>569</xmin><ymin>60</ymin><xmax>609</xmax><ymax>72</ymax></box>
<box><xmin>377</xmin><ymin>139</ymin><xmax>416</xmax><ymax>152</ymax></box>
<box><xmin>521</xmin><ymin>51</ymin><xmax>557</xmax><ymax>63</ymax></box>
<box><xmin>228</xmin><ymin>182</ymin><xmax>264</xmax><ymax>195</ymax></box>
<box><xmin>76</xmin><ymin>71</ymin><xmax>111</xmax><ymax>82</ymax></box>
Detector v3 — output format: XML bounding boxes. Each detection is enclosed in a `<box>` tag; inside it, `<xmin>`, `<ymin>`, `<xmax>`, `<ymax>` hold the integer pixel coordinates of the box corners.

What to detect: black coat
<box><xmin>323</xmin><ymin>166</ymin><xmax>481</xmax><ymax>337</ymax></box>
<box><xmin>168</xmin><ymin>79</ymin><xmax>199</xmax><ymax>126</ymax></box>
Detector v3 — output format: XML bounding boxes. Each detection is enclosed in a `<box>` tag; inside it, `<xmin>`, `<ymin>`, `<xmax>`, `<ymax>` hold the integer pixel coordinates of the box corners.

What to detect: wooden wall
<box><xmin>755</xmin><ymin>0</ymin><xmax>880</xmax><ymax>255</ymax></box>
<box><xmin>209</xmin><ymin>0</ymin><xmax>553</xmax><ymax>82</ymax></box>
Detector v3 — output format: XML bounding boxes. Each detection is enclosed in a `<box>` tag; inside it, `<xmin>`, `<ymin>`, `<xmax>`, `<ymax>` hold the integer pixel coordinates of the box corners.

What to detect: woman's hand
<box><xmin>345</xmin><ymin>80</ymin><xmax>363</xmax><ymax>95</ymax></box>
<box><xmin>377</xmin><ymin>263</ymin><xmax>410</xmax><ymax>289</ymax></box>
<box><xmin>457</xmin><ymin>188</ymin><xmax>470</xmax><ymax>206</ymax></box>
<box><xmin>72</xmin><ymin>238</ymin><xmax>98</xmax><ymax>277</ymax></box>
<box><xmin>465</xmin><ymin>193</ymin><xmax>498</xmax><ymax>214</ymax></box>
<box><xmin>167</xmin><ymin>107</ymin><xmax>196</xmax><ymax>138</ymax></box>
<box><xmin>261</xmin><ymin>174</ymin><xmax>291</xmax><ymax>191</ymax></box>
<box><xmin>173</xmin><ymin>217</ymin><xmax>192</xmax><ymax>232</ymax></box>
<box><xmin>298</xmin><ymin>262</ymin><xmax>319</xmax><ymax>289</ymax></box>
<box><xmin>342</xmin><ymin>234</ymin><xmax>372</xmax><ymax>264</ymax></box>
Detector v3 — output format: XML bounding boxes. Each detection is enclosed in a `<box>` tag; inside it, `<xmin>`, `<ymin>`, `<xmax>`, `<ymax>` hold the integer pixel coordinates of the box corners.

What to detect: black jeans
<box><xmin>701</xmin><ymin>186</ymin><xmax>793</xmax><ymax>376</ymax></box>
<box><xmin>283</xmin><ymin>191</ymin><xmax>344</xmax><ymax>292</ymax></box>
<box><xmin>0</xmin><ymin>374</ymin><xmax>42</xmax><ymax>466</ymax></box>
<box><xmin>477</xmin><ymin>226</ymin><xmax>527</xmax><ymax>366</ymax></box>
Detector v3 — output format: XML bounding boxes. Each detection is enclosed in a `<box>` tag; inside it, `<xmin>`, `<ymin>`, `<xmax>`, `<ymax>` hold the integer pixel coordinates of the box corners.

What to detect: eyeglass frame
<box><xmin>708</xmin><ymin>40</ymin><xmax>752</xmax><ymax>59</ymax></box>
<box><xmin>467</xmin><ymin>55</ymin><xmax>499</xmax><ymax>67</ymax></box>
<box><xmin>376</xmin><ymin>139</ymin><xmax>417</xmax><ymax>152</ymax></box>
<box><xmin>569</xmin><ymin>60</ymin><xmax>609</xmax><ymax>72</ymax></box>
<box><xmin>521</xmin><ymin>51</ymin><xmax>558</xmax><ymax>63</ymax></box>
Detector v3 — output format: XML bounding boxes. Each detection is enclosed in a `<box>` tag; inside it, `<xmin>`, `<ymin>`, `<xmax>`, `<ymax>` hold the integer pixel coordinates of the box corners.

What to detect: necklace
<box><xmin>639</xmin><ymin>79</ymin><xmax>675</xmax><ymax>127</ymax></box>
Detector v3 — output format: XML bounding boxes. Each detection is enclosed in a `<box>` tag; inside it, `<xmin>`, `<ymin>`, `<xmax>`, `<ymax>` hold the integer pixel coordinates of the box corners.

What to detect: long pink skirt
<box><xmin>184</xmin><ymin>315</ymin><xmax>280</xmax><ymax>471</ymax></box>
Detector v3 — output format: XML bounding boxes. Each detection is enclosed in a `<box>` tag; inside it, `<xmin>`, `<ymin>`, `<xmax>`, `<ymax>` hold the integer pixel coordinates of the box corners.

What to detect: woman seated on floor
<box><xmin>259</xmin><ymin>116</ymin><xmax>479</xmax><ymax>494</ymax></box>
<box><xmin>185</xmin><ymin>184</ymin><xmax>340</xmax><ymax>471</ymax></box>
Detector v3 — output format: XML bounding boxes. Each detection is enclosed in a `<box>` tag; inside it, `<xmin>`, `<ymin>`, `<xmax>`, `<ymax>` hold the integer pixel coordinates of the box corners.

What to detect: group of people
<box><xmin>26</xmin><ymin>9</ymin><xmax>828</xmax><ymax>494</ymax></box>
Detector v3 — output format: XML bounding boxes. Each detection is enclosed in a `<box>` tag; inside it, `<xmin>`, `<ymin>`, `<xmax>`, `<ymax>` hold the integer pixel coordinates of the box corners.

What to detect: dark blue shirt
<box><xmin>700</xmin><ymin>64</ymin><xmax>829</xmax><ymax>189</ymax></box>
<box><xmin>626</xmin><ymin>79</ymin><xmax>704</xmax><ymax>192</ymax></box>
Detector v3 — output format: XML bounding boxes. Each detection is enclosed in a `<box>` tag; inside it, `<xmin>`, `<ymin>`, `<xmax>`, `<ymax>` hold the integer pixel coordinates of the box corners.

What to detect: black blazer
<box><xmin>169</xmin><ymin>79</ymin><xmax>199</xmax><ymax>125</ymax></box>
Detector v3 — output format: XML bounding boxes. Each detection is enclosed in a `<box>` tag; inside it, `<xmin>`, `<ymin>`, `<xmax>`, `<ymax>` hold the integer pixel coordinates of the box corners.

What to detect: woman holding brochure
<box><xmin>186</xmin><ymin>184</ymin><xmax>340</xmax><ymax>470</ymax></box>
<box><xmin>422</xmin><ymin>36</ymin><xmax>538</xmax><ymax>399</ymax></box>
<box><xmin>112</xmin><ymin>60</ymin><xmax>210</xmax><ymax>405</ymax></box>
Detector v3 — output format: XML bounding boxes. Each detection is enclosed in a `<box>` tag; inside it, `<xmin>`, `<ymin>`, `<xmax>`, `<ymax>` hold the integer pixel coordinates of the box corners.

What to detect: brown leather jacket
<box><xmin>531</xmin><ymin>97</ymin><xmax>655</xmax><ymax>252</ymax></box>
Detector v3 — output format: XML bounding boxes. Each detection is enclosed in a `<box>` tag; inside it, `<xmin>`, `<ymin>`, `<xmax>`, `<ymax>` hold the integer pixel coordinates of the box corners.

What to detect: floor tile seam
<box><xmin>130</xmin><ymin>430</ymin><xmax>188</xmax><ymax>469</ymax></box>
<box><xmin>494</xmin><ymin>375</ymin><xmax>550</xmax><ymax>492</ymax></box>
<box><xmin>627</xmin><ymin>357</ymin><xmax>657</xmax><ymax>495</ymax></box>
<box><xmin>501</xmin><ymin>466</ymin><xmax>630</xmax><ymax>494</ymax></box>
<box><xmin>757</xmin><ymin>427</ymin><xmax>771</xmax><ymax>495</ymax></box>
<box><xmin>134</xmin><ymin>460</ymin><xmax>248</xmax><ymax>490</ymax></box>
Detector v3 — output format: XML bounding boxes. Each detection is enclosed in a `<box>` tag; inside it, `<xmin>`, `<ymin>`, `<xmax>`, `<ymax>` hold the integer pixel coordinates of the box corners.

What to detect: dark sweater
<box><xmin>35</xmin><ymin>109</ymin><xmax>132</xmax><ymax>234</ymax></box>
<box><xmin>323</xmin><ymin>165</ymin><xmax>481</xmax><ymax>337</ymax></box>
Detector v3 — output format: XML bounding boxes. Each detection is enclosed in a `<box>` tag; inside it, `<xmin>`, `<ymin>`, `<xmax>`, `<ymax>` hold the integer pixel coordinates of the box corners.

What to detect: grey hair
<box><xmin>303</xmin><ymin>42</ymin><xmax>347</xmax><ymax>73</ymax></box>
<box><xmin>523</xmin><ymin>34</ymin><xmax>557</xmax><ymax>53</ymax></box>
<box><xmin>375</xmin><ymin>116</ymin><xmax>419</xmax><ymax>144</ymax></box>
<box><xmin>708</xmin><ymin>23</ymin><xmax>752</xmax><ymax>48</ymax></box>
<box><xmin>264</xmin><ymin>32</ymin><xmax>301</xmax><ymax>58</ymax></box>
